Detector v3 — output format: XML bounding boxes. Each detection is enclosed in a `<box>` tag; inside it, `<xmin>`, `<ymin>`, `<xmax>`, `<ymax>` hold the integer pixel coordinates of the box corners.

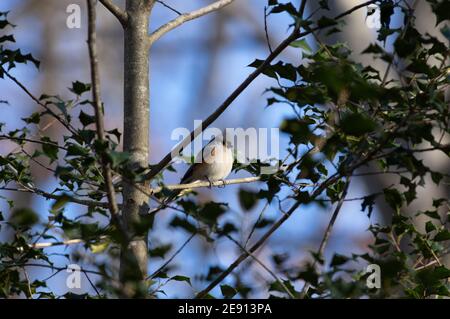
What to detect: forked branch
<box><xmin>148</xmin><ymin>0</ymin><xmax>235</xmax><ymax>45</ymax></box>
<box><xmin>99</xmin><ymin>0</ymin><xmax>128</xmax><ymax>26</ymax></box>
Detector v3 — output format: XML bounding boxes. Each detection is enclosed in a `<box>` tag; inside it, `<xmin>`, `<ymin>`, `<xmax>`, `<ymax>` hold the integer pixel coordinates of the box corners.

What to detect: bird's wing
<box><xmin>180</xmin><ymin>163</ymin><xmax>198</xmax><ymax>184</ymax></box>
<box><xmin>181</xmin><ymin>137</ymin><xmax>222</xmax><ymax>183</ymax></box>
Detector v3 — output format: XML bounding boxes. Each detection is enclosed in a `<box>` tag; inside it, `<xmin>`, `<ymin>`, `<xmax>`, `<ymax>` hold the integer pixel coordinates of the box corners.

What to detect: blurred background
<box><xmin>0</xmin><ymin>0</ymin><xmax>448</xmax><ymax>298</ymax></box>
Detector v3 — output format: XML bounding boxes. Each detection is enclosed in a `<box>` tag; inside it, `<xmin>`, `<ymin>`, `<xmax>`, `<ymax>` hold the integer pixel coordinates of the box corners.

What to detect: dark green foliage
<box><xmin>69</xmin><ymin>81</ymin><xmax>91</xmax><ymax>96</ymax></box>
<box><xmin>220</xmin><ymin>284</ymin><xmax>237</xmax><ymax>299</ymax></box>
<box><xmin>238</xmin><ymin>188</ymin><xmax>259</xmax><ymax>211</ymax></box>
<box><xmin>256</xmin><ymin>0</ymin><xmax>450</xmax><ymax>299</ymax></box>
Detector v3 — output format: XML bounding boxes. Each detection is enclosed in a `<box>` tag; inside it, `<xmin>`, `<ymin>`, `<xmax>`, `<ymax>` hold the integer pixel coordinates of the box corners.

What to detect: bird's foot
<box><xmin>205</xmin><ymin>176</ymin><xmax>213</xmax><ymax>189</ymax></box>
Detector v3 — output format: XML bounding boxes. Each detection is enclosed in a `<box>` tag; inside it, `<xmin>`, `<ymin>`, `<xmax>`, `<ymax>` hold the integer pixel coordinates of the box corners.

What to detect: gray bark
<box><xmin>120</xmin><ymin>0</ymin><xmax>153</xmax><ymax>296</ymax></box>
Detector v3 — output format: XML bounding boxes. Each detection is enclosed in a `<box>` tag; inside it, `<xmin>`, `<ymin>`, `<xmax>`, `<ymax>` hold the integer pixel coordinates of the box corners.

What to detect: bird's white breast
<box><xmin>202</xmin><ymin>142</ymin><xmax>233</xmax><ymax>181</ymax></box>
<box><xmin>208</xmin><ymin>146</ymin><xmax>233</xmax><ymax>181</ymax></box>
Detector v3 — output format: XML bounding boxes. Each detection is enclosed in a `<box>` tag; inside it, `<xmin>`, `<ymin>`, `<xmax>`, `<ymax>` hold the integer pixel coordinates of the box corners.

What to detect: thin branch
<box><xmin>244</xmin><ymin>201</ymin><xmax>270</xmax><ymax>248</ymax></box>
<box><xmin>1</xmin><ymin>262</ymin><xmax>109</xmax><ymax>278</ymax></box>
<box><xmin>389</xmin><ymin>230</ymin><xmax>402</xmax><ymax>253</ymax></box>
<box><xmin>30</xmin><ymin>236</ymin><xmax>108</xmax><ymax>249</ymax></box>
<box><xmin>142</xmin><ymin>176</ymin><xmax>269</xmax><ymax>215</ymax></box>
<box><xmin>414</xmin><ymin>248</ymin><xmax>450</xmax><ymax>271</ymax></box>
<box><xmin>23</xmin><ymin>268</ymin><xmax>33</xmax><ymax>299</ymax></box>
<box><xmin>147</xmin><ymin>232</ymin><xmax>197</xmax><ymax>280</ymax></box>
<box><xmin>0</xmin><ymin>186</ymin><xmax>109</xmax><ymax>208</ymax></box>
<box><xmin>41</xmin><ymin>268</ymin><xmax>65</xmax><ymax>283</ymax></box>
<box><xmin>427</xmin><ymin>242</ymin><xmax>443</xmax><ymax>267</ymax></box>
<box><xmin>21</xmin><ymin>148</ymin><xmax>57</xmax><ymax>175</ymax></box>
<box><xmin>148</xmin><ymin>0</ymin><xmax>235</xmax><ymax>45</ymax></box>
<box><xmin>149</xmin><ymin>176</ymin><xmax>263</xmax><ymax>194</ymax></box>
<box><xmin>31</xmin><ymin>221</ymin><xmax>55</xmax><ymax>250</ymax></box>
<box><xmin>225</xmin><ymin>234</ymin><xmax>295</xmax><ymax>299</ymax></box>
<box><xmin>351</xmin><ymin>170</ymin><xmax>409</xmax><ymax>177</ymax></box>
<box><xmin>300</xmin><ymin>178</ymin><xmax>351</xmax><ymax>298</ymax></box>
<box><xmin>1</xmin><ymin>68</ymin><xmax>79</xmax><ymax>137</ymax></box>
<box><xmin>155</xmin><ymin>0</ymin><xmax>182</xmax><ymax>16</ymax></box>
<box><xmin>0</xmin><ymin>135</ymin><xmax>68</xmax><ymax>151</ymax></box>
<box><xmin>317</xmin><ymin>179</ymin><xmax>350</xmax><ymax>258</ymax></box>
<box><xmin>263</xmin><ymin>6</ymin><xmax>273</xmax><ymax>54</ymax></box>
<box><xmin>30</xmin><ymin>238</ymin><xmax>84</xmax><ymax>249</ymax></box>
<box><xmin>145</xmin><ymin>0</ymin><xmax>378</xmax><ymax>181</ymax></box>
<box><xmin>87</xmin><ymin>0</ymin><xmax>127</xmax><ymax>239</ymax></box>
<box><xmin>81</xmin><ymin>269</ymin><xmax>102</xmax><ymax>297</ymax></box>
<box><xmin>414</xmin><ymin>260</ymin><xmax>439</xmax><ymax>271</ymax></box>
<box><xmin>98</xmin><ymin>0</ymin><xmax>128</xmax><ymax>27</ymax></box>
<box><xmin>333</xmin><ymin>0</ymin><xmax>377</xmax><ymax>20</ymax></box>
<box><xmin>299</xmin><ymin>0</ymin><xmax>308</xmax><ymax>18</ymax></box>
<box><xmin>314</xmin><ymin>192</ymin><xmax>382</xmax><ymax>203</ymax></box>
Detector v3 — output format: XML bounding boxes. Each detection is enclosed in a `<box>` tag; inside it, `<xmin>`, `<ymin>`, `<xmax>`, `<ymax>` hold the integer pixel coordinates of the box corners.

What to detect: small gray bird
<box><xmin>180</xmin><ymin>134</ymin><xmax>234</xmax><ymax>185</ymax></box>
<box><xmin>153</xmin><ymin>133</ymin><xmax>234</xmax><ymax>211</ymax></box>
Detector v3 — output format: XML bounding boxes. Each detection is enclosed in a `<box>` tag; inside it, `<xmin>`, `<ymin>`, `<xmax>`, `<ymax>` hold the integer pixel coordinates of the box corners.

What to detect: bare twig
<box><xmin>155</xmin><ymin>0</ymin><xmax>182</xmax><ymax>16</ymax></box>
<box><xmin>98</xmin><ymin>0</ymin><xmax>128</xmax><ymax>26</ymax></box>
<box><xmin>0</xmin><ymin>186</ymin><xmax>109</xmax><ymax>208</ymax></box>
<box><xmin>1</xmin><ymin>68</ymin><xmax>79</xmax><ymax>137</ymax></box>
<box><xmin>30</xmin><ymin>236</ymin><xmax>108</xmax><ymax>249</ymax></box>
<box><xmin>333</xmin><ymin>0</ymin><xmax>377</xmax><ymax>21</ymax></box>
<box><xmin>21</xmin><ymin>148</ymin><xmax>57</xmax><ymax>175</ymax></box>
<box><xmin>0</xmin><ymin>135</ymin><xmax>68</xmax><ymax>151</ymax></box>
<box><xmin>299</xmin><ymin>0</ymin><xmax>308</xmax><ymax>18</ymax></box>
<box><xmin>226</xmin><ymin>234</ymin><xmax>295</xmax><ymax>299</ymax></box>
<box><xmin>31</xmin><ymin>238</ymin><xmax>84</xmax><ymax>249</ymax></box>
<box><xmin>81</xmin><ymin>269</ymin><xmax>102</xmax><ymax>297</ymax></box>
<box><xmin>244</xmin><ymin>201</ymin><xmax>270</xmax><ymax>248</ymax></box>
<box><xmin>147</xmin><ymin>232</ymin><xmax>197</xmax><ymax>280</ymax></box>
<box><xmin>299</xmin><ymin>178</ymin><xmax>351</xmax><ymax>298</ymax></box>
<box><xmin>87</xmin><ymin>0</ymin><xmax>127</xmax><ymax>239</ymax></box>
<box><xmin>414</xmin><ymin>248</ymin><xmax>450</xmax><ymax>271</ymax></box>
<box><xmin>2</xmin><ymin>262</ymin><xmax>109</xmax><ymax>278</ymax></box>
<box><xmin>23</xmin><ymin>268</ymin><xmax>33</xmax><ymax>299</ymax></box>
<box><xmin>149</xmin><ymin>176</ymin><xmax>263</xmax><ymax>194</ymax></box>
<box><xmin>148</xmin><ymin>0</ymin><xmax>235</xmax><ymax>44</ymax></box>
<box><xmin>263</xmin><ymin>6</ymin><xmax>273</xmax><ymax>54</ymax></box>
<box><xmin>317</xmin><ymin>179</ymin><xmax>350</xmax><ymax>258</ymax></box>
<box><xmin>143</xmin><ymin>176</ymin><xmax>271</xmax><ymax>215</ymax></box>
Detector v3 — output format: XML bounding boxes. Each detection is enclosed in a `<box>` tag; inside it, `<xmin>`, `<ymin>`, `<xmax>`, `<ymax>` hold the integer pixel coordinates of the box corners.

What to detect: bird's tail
<box><xmin>150</xmin><ymin>187</ymin><xmax>193</xmax><ymax>215</ymax></box>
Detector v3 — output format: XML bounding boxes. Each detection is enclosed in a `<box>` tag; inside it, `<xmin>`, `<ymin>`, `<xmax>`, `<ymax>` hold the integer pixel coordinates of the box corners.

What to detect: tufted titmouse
<box><xmin>153</xmin><ymin>133</ymin><xmax>234</xmax><ymax>211</ymax></box>
<box><xmin>180</xmin><ymin>134</ymin><xmax>234</xmax><ymax>185</ymax></box>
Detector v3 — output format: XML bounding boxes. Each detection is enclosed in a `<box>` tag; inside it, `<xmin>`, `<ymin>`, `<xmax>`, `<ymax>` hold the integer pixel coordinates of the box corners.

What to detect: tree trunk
<box><xmin>120</xmin><ymin>0</ymin><xmax>152</xmax><ymax>297</ymax></box>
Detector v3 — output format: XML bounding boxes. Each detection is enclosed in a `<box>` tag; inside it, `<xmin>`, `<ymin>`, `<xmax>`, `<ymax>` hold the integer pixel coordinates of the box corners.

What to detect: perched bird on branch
<box><xmin>150</xmin><ymin>133</ymin><xmax>234</xmax><ymax>213</ymax></box>
<box><xmin>180</xmin><ymin>133</ymin><xmax>234</xmax><ymax>185</ymax></box>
